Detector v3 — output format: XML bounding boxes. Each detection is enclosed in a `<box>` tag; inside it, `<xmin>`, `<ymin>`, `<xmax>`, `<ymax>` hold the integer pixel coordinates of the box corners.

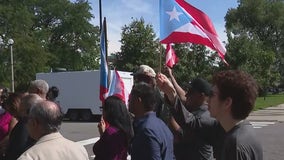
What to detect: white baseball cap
<box><xmin>132</xmin><ymin>65</ymin><xmax>156</xmax><ymax>78</ymax></box>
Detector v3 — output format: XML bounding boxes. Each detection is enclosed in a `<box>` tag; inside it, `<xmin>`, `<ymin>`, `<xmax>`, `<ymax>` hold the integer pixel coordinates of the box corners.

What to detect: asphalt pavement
<box><xmin>247</xmin><ymin>103</ymin><xmax>284</xmax><ymax>160</ymax></box>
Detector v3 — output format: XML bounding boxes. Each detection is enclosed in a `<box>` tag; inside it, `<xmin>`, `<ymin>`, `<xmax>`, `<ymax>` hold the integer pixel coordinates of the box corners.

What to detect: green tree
<box><xmin>0</xmin><ymin>0</ymin><xmax>100</xmax><ymax>91</ymax></box>
<box><xmin>171</xmin><ymin>44</ymin><xmax>220</xmax><ymax>84</ymax></box>
<box><xmin>115</xmin><ymin>18</ymin><xmax>160</xmax><ymax>72</ymax></box>
<box><xmin>0</xmin><ymin>0</ymin><xmax>50</xmax><ymax>90</ymax></box>
<box><xmin>222</xmin><ymin>33</ymin><xmax>279</xmax><ymax>93</ymax></box>
<box><xmin>33</xmin><ymin>0</ymin><xmax>100</xmax><ymax>71</ymax></box>
<box><xmin>225</xmin><ymin>0</ymin><xmax>284</xmax><ymax>88</ymax></box>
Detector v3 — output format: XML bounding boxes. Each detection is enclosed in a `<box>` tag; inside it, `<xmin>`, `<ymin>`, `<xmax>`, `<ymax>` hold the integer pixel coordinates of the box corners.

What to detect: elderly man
<box><xmin>18</xmin><ymin>100</ymin><xmax>88</xmax><ymax>160</ymax></box>
<box><xmin>28</xmin><ymin>79</ymin><xmax>49</xmax><ymax>100</ymax></box>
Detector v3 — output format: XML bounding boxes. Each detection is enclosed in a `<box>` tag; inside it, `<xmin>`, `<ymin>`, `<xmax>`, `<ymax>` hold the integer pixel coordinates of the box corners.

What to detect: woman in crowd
<box><xmin>0</xmin><ymin>91</ymin><xmax>21</xmax><ymax>158</ymax></box>
<box><xmin>93</xmin><ymin>96</ymin><xmax>133</xmax><ymax>160</ymax></box>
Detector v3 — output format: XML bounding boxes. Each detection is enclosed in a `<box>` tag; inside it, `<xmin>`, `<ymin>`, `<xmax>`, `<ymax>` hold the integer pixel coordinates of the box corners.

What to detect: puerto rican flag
<box><xmin>107</xmin><ymin>70</ymin><xmax>128</xmax><ymax>105</ymax></box>
<box><xmin>160</xmin><ymin>0</ymin><xmax>226</xmax><ymax>62</ymax></box>
<box><xmin>166</xmin><ymin>44</ymin><xmax>179</xmax><ymax>68</ymax></box>
<box><xmin>99</xmin><ymin>21</ymin><xmax>108</xmax><ymax>102</ymax></box>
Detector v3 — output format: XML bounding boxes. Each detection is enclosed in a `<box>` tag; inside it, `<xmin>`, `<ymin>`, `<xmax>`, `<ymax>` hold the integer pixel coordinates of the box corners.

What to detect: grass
<box><xmin>254</xmin><ymin>93</ymin><xmax>284</xmax><ymax>110</ymax></box>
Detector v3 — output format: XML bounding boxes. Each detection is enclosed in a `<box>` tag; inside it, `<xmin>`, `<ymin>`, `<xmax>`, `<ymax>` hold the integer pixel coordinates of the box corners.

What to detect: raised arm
<box><xmin>156</xmin><ymin>73</ymin><xmax>177</xmax><ymax>105</ymax></box>
<box><xmin>164</xmin><ymin>66</ymin><xmax>187</xmax><ymax>104</ymax></box>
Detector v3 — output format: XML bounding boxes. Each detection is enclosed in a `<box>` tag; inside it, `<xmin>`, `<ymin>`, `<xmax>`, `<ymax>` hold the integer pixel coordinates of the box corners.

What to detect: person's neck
<box><xmin>219</xmin><ymin>116</ymin><xmax>243</xmax><ymax>132</ymax></box>
<box><xmin>37</xmin><ymin>131</ymin><xmax>58</xmax><ymax>140</ymax></box>
<box><xmin>134</xmin><ymin>111</ymin><xmax>152</xmax><ymax>119</ymax></box>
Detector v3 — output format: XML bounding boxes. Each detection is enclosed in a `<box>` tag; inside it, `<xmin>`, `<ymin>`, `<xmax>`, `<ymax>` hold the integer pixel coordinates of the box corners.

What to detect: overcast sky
<box><xmin>89</xmin><ymin>0</ymin><xmax>238</xmax><ymax>53</ymax></box>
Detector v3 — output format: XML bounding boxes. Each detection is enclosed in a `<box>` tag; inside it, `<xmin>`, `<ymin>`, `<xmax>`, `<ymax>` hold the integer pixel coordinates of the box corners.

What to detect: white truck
<box><xmin>36</xmin><ymin>70</ymin><xmax>133</xmax><ymax>121</ymax></box>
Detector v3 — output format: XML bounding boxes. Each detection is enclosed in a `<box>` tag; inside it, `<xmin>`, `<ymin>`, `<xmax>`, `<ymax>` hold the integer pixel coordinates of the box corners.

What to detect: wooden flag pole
<box><xmin>159</xmin><ymin>44</ymin><xmax>162</xmax><ymax>73</ymax></box>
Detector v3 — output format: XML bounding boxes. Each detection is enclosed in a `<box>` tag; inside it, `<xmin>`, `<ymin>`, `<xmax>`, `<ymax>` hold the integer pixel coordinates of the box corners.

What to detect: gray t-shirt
<box><xmin>171</xmin><ymin>98</ymin><xmax>263</xmax><ymax>160</ymax></box>
<box><xmin>221</xmin><ymin>121</ymin><xmax>263</xmax><ymax>160</ymax></box>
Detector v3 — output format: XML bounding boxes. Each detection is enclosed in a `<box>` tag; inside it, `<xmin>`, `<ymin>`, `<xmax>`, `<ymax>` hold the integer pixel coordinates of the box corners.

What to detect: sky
<box><xmin>88</xmin><ymin>0</ymin><xmax>239</xmax><ymax>53</ymax></box>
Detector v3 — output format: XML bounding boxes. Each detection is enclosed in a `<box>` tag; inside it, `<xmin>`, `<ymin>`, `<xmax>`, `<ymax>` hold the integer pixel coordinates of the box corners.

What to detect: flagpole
<box><xmin>159</xmin><ymin>44</ymin><xmax>162</xmax><ymax>73</ymax></box>
<box><xmin>99</xmin><ymin>0</ymin><xmax>102</xmax><ymax>31</ymax></box>
<box><xmin>103</xmin><ymin>17</ymin><xmax>108</xmax><ymax>62</ymax></box>
<box><xmin>103</xmin><ymin>17</ymin><xmax>111</xmax><ymax>88</ymax></box>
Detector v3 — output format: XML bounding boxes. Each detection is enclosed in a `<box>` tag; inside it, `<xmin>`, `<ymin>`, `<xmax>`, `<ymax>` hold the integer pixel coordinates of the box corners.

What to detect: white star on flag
<box><xmin>166</xmin><ymin>6</ymin><xmax>183</xmax><ymax>22</ymax></box>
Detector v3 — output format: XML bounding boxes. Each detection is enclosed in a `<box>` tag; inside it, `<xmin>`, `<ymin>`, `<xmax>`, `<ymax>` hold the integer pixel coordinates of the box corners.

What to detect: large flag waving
<box><xmin>160</xmin><ymin>0</ymin><xmax>226</xmax><ymax>62</ymax></box>
<box><xmin>99</xmin><ymin>20</ymin><xmax>108</xmax><ymax>102</ymax></box>
<box><xmin>108</xmin><ymin>70</ymin><xmax>128</xmax><ymax>105</ymax></box>
<box><xmin>166</xmin><ymin>44</ymin><xmax>179</xmax><ymax>68</ymax></box>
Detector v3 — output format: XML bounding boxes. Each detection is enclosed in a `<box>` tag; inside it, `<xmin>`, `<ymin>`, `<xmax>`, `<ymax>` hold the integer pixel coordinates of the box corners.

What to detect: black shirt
<box><xmin>172</xmin><ymin>100</ymin><xmax>215</xmax><ymax>160</ymax></box>
<box><xmin>5</xmin><ymin>119</ymin><xmax>36</xmax><ymax>160</ymax></box>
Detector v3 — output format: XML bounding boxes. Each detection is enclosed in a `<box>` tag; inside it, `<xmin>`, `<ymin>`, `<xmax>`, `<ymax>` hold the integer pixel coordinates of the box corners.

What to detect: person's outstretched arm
<box><xmin>164</xmin><ymin>66</ymin><xmax>186</xmax><ymax>104</ymax></box>
<box><xmin>156</xmin><ymin>73</ymin><xmax>176</xmax><ymax>105</ymax></box>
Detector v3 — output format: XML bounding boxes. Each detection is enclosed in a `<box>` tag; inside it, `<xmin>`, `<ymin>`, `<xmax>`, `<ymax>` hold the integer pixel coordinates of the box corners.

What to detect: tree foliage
<box><xmin>225</xmin><ymin>0</ymin><xmax>284</xmax><ymax>89</ymax></box>
<box><xmin>114</xmin><ymin>18</ymin><xmax>160</xmax><ymax>72</ymax></box>
<box><xmin>171</xmin><ymin>44</ymin><xmax>220</xmax><ymax>84</ymax></box>
<box><xmin>0</xmin><ymin>0</ymin><xmax>100</xmax><ymax>91</ymax></box>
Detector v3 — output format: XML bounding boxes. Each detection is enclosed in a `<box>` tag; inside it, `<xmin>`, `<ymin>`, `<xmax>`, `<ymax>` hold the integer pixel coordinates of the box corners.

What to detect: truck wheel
<box><xmin>69</xmin><ymin>111</ymin><xmax>79</xmax><ymax>121</ymax></box>
<box><xmin>81</xmin><ymin>110</ymin><xmax>92</xmax><ymax>121</ymax></box>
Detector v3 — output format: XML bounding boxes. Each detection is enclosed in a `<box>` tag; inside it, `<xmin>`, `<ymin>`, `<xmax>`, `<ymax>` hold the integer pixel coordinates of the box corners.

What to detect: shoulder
<box><xmin>0</xmin><ymin>112</ymin><xmax>12</xmax><ymax>124</ymax></box>
<box><xmin>142</xmin><ymin>116</ymin><xmax>172</xmax><ymax>137</ymax></box>
<box><xmin>18</xmin><ymin>153</ymin><xmax>34</xmax><ymax>160</ymax></box>
<box><xmin>100</xmin><ymin>126</ymin><xmax>126</xmax><ymax>142</ymax></box>
<box><xmin>226</xmin><ymin>121</ymin><xmax>261</xmax><ymax>148</ymax></box>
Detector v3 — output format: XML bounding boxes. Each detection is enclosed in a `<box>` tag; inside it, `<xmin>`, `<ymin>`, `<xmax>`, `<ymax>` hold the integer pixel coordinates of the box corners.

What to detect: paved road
<box><xmin>254</xmin><ymin>121</ymin><xmax>284</xmax><ymax>160</ymax></box>
<box><xmin>247</xmin><ymin>104</ymin><xmax>284</xmax><ymax>122</ymax></box>
<box><xmin>60</xmin><ymin>104</ymin><xmax>284</xmax><ymax>160</ymax></box>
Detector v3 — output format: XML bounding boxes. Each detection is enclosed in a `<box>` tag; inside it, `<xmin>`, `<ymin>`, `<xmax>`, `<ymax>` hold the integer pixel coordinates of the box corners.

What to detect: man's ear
<box><xmin>31</xmin><ymin>118</ymin><xmax>39</xmax><ymax>128</ymax></box>
<box><xmin>224</xmin><ymin>97</ymin><xmax>232</xmax><ymax>111</ymax></box>
<box><xmin>36</xmin><ymin>88</ymin><xmax>42</xmax><ymax>94</ymax></box>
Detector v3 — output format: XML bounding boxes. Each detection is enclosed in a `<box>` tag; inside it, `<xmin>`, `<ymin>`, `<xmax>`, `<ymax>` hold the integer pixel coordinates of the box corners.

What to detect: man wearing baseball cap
<box><xmin>157</xmin><ymin>73</ymin><xmax>215</xmax><ymax>160</ymax></box>
<box><xmin>132</xmin><ymin>65</ymin><xmax>156</xmax><ymax>85</ymax></box>
<box><xmin>184</xmin><ymin>78</ymin><xmax>212</xmax><ymax>112</ymax></box>
<box><xmin>132</xmin><ymin>65</ymin><xmax>165</xmax><ymax>120</ymax></box>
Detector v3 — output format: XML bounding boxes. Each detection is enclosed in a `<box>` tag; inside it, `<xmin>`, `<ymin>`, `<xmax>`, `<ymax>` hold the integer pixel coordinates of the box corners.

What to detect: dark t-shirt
<box><xmin>221</xmin><ymin>121</ymin><xmax>263</xmax><ymax>160</ymax></box>
<box><xmin>172</xmin><ymin>101</ymin><xmax>215</xmax><ymax>160</ymax></box>
<box><xmin>5</xmin><ymin>119</ymin><xmax>36</xmax><ymax>160</ymax></box>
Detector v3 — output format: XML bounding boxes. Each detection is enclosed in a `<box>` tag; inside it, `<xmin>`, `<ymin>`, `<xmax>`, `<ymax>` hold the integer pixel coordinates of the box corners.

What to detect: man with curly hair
<box><xmin>157</xmin><ymin>70</ymin><xmax>263</xmax><ymax>160</ymax></box>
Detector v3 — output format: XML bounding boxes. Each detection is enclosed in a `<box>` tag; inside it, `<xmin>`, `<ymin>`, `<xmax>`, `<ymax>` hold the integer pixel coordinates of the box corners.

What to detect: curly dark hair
<box><xmin>212</xmin><ymin>70</ymin><xmax>258</xmax><ymax>119</ymax></box>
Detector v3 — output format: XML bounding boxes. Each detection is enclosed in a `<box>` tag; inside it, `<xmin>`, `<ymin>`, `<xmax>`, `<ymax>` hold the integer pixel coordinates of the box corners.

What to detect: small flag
<box><xmin>99</xmin><ymin>20</ymin><xmax>108</xmax><ymax>102</ymax></box>
<box><xmin>165</xmin><ymin>44</ymin><xmax>178</xmax><ymax>68</ymax></box>
<box><xmin>160</xmin><ymin>0</ymin><xmax>227</xmax><ymax>62</ymax></box>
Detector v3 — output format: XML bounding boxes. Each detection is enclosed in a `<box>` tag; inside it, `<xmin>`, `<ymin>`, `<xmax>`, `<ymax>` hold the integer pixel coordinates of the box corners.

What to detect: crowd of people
<box><xmin>0</xmin><ymin>64</ymin><xmax>263</xmax><ymax>160</ymax></box>
<box><xmin>0</xmin><ymin>80</ymin><xmax>88</xmax><ymax>160</ymax></box>
<box><xmin>93</xmin><ymin>64</ymin><xmax>263</xmax><ymax>160</ymax></box>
